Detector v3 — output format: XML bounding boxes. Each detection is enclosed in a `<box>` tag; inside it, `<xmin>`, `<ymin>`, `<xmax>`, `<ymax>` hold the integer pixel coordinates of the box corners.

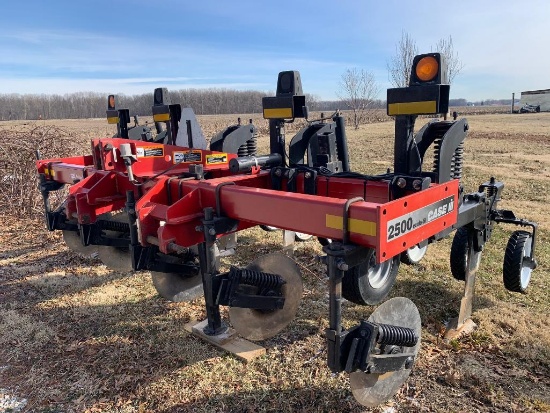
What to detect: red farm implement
<box><xmin>36</xmin><ymin>53</ymin><xmax>538</xmax><ymax>407</ymax></box>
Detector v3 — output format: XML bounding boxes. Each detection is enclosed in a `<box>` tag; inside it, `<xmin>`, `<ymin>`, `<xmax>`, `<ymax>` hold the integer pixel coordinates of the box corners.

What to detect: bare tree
<box><xmin>337</xmin><ymin>68</ymin><xmax>380</xmax><ymax>130</ymax></box>
<box><xmin>387</xmin><ymin>31</ymin><xmax>418</xmax><ymax>87</ymax></box>
<box><xmin>388</xmin><ymin>32</ymin><xmax>464</xmax><ymax>87</ymax></box>
<box><xmin>432</xmin><ymin>35</ymin><xmax>464</xmax><ymax>84</ymax></box>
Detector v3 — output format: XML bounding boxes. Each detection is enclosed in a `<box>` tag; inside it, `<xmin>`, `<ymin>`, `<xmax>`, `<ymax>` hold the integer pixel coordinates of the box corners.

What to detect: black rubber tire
<box><xmin>503</xmin><ymin>231</ymin><xmax>533</xmax><ymax>293</ymax></box>
<box><xmin>342</xmin><ymin>249</ymin><xmax>400</xmax><ymax>306</ymax></box>
<box><xmin>450</xmin><ymin>227</ymin><xmax>469</xmax><ymax>281</ymax></box>
<box><xmin>260</xmin><ymin>225</ymin><xmax>278</xmax><ymax>232</ymax></box>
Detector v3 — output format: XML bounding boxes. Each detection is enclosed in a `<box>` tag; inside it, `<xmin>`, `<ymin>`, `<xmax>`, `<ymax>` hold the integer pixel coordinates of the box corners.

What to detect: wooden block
<box><xmin>191</xmin><ymin>319</ymin><xmax>236</xmax><ymax>345</ymax></box>
<box><xmin>185</xmin><ymin>319</ymin><xmax>266</xmax><ymax>362</ymax></box>
<box><xmin>444</xmin><ymin>317</ymin><xmax>477</xmax><ymax>341</ymax></box>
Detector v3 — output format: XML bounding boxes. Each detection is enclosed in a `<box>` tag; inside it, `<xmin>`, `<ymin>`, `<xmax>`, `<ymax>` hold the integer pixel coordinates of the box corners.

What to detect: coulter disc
<box><xmin>349</xmin><ymin>297</ymin><xmax>421</xmax><ymax>407</ymax></box>
<box><xmin>97</xmin><ymin>212</ymin><xmax>132</xmax><ymax>272</ymax></box>
<box><xmin>229</xmin><ymin>253</ymin><xmax>303</xmax><ymax>341</ymax></box>
<box><xmin>151</xmin><ymin>272</ymin><xmax>203</xmax><ymax>302</ymax></box>
<box><xmin>62</xmin><ymin>230</ymin><xmax>98</xmax><ymax>257</ymax></box>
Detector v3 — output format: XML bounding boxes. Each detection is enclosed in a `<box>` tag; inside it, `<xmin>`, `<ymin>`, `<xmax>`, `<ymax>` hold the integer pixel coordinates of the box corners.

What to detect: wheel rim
<box><xmin>406</xmin><ymin>244</ymin><xmax>428</xmax><ymax>263</ymax></box>
<box><xmin>295</xmin><ymin>232</ymin><xmax>313</xmax><ymax>241</ymax></box>
<box><xmin>520</xmin><ymin>237</ymin><xmax>533</xmax><ymax>289</ymax></box>
<box><xmin>367</xmin><ymin>253</ymin><xmax>392</xmax><ymax>289</ymax></box>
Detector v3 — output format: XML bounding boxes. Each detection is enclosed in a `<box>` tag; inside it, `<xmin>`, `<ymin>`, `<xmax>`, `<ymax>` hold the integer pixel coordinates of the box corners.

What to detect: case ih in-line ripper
<box><xmin>36</xmin><ymin>53</ymin><xmax>538</xmax><ymax>407</ymax></box>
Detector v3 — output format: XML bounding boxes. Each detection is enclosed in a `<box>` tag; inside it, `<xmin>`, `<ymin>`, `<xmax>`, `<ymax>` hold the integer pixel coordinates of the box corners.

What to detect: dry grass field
<box><xmin>0</xmin><ymin>111</ymin><xmax>548</xmax><ymax>412</ymax></box>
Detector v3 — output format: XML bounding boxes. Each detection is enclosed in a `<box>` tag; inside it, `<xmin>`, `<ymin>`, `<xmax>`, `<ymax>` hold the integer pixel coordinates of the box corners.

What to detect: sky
<box><xmin>0</xmin><ymin>0</ymin><xmax>548</xmax><ymax>102</ymax></box>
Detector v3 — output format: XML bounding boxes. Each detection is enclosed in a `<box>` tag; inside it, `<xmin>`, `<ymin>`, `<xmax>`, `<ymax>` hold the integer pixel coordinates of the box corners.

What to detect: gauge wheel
<box><xmin>449</xmin><ymin>227</ymin><xmax>469</xmax><ymax>281</ymax></box>
<box><xmin>342</xmin><ymin>249</ymin><xmax>400</xmax><ymax>306</ymax></box>
<box><xmin>503</xmin><ymin>231</ymin><xmax>534</xmax><ymax>293</ymax></box>
<box><xmin>400</xmin><ymin>243</ymin><xmax>428</xmax><ymax>265</ymax></box>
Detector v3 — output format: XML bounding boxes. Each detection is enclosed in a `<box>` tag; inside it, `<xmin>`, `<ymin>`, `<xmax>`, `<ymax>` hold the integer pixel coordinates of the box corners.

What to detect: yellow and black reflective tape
<box><xmin>325</xmin><ymin>214</ymin><xmax>377</xmax><ymax>236</ymax></box>
<box><xmin>263</xmin><ymin>108</ymin><xmax>293</xmax><ymax>119</ymax></box>
<box><xmin>388</xmin><ymin>101</ymin><xmax>437</xmax><ymax>115</ymax></box>
<box><xmin>153</xmin><ymin>113</ymin><xmax>171</xmax><ymax>122</ymax></box>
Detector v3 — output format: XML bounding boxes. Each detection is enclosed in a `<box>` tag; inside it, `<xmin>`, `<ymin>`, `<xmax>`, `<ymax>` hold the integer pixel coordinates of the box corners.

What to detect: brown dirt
<box><xmin>0</xmin><ymin>112</ymin><xmax>549</xmax><ymax>412</ymax></box>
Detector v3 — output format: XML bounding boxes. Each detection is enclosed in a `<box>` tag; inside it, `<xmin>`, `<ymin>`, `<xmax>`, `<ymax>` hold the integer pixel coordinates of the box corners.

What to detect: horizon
<box><xmin>0</xmin><ymin>1</ymin><xmax>548</xmax><ymax>102</ymax></box>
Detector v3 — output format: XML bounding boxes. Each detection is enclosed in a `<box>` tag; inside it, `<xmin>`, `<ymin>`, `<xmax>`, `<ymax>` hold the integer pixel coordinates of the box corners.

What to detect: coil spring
<box><xmin>486</xmin><ymin>185</ymin><xmax>497</xmax><ymax>198</ymax></box>
<box><xmin>376</xmin><ymin>323</ymin><xmax>418</xmax><ymax>347</ymax></box>
<box><xmin>233</xmin><ymin>267</ymin><xmax>285</xmax><ymax>290</ymax></box>
<box><xmin>237</xmin><ymin>143</ymin><xmax>249</xmax><ymax>157</ymax></box>
<box><xmin>247</xmin><ymin>136</ymin><xmax>258</xmax><ymax>156</ymax></box>
<box><xmin>433</xmin><ymin>137</ymin><xmax>443</xmax><ymax>173</ymax></box>
<box><xmin>99</xmin><ymin>219</ymin><xmax>129</xmax><ymax>232</ymax></box>
<box><xmin>431</xmin><ymin>122</ymin><xmax>454</xmax><ymax>178</ymax></box>
<box><xmin>453</xmin><ymin>143</ymin><xmax>464</xmax><ymax>181</ymax></box>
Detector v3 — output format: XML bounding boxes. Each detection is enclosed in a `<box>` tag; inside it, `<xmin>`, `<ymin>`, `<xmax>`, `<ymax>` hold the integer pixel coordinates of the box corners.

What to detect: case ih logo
<box><xmin>387</xmin><ymin>196</ymin><xmax>455</xmax><ymax>241</ymax></box>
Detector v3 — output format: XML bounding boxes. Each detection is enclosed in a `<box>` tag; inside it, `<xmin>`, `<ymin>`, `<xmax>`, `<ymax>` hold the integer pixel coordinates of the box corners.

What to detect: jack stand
<box><xmin>199</xmin><ymin>207</ymin><xmax>227</xmax><ymax>336</ymax></box>
<box><xmin>445</xmin><ymin>231</ymin><xmax>481</xmax><ymax>340</ymax></box>
<box><xmin>189</xmin><ymin>207</ymin><xmax>266</xmax><ymax>361</ymax></box>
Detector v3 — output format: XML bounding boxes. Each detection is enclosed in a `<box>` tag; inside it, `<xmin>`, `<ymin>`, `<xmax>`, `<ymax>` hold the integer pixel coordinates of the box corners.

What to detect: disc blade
<box><xmin>151</xmin><ymin>272</ymin><xmax>203</xmax><ymax>302</ymax></box>
<box><xmin>229</xmin><ymin>253</ymin><xmax>303</xmax><ymax>341</ymax></box>
<box><xmin>62</xmin><ymin>230</ymin><xmax>98</xmax><ymax>257</ymax></box>
<box><xmin>97</xmin><ymin>245</ymin><xmax>132</xmax><ymax>272</ymax></box>
<box><xmin>349</xmin><ymin>297</ymin><xmax>421</xmax><ymax>407</ymax></box>
<box><xmin>97</xmin><ymin>211</ymin><xmax>132</xmax><ymax>272</ymax></box>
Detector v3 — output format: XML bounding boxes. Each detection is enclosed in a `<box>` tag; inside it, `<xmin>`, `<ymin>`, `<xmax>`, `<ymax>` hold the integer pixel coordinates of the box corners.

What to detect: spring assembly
<box><xmin>452</xmin><ymin>143</ymin><xmax>464</xmax><ymax>181</ymax></box>
<box><xmin>376</xmin><ymin>323</ymin><xmax>418</xmax><ymax>348</ymax></box>
<box><xmin>431</xmin><ymin>121</ymin><xmax>454</xmax><ymax>178</ymax></box>
<box><xmin>486</xmin><ymin>184</ymin><xmax>497</xmax><ymax>198</ymax></box>
<box><xmin>432</xmin><ymin>137</ymin><xmax>443</xmax><ymax>174</ymax></box>
<box><xmin>247</xmin><ymin>136</ymin><xmax>258</xmax><ymax>156</ymax></box>
<box><xmin>230</xmin><ymin>266</ymin><xmax>286</xmax><ymax>290</ymax></box>
<box><xmin>237</xmin><ymin>143</ymin><xmax>249</xmax><ymax>157</ymax></box>
<box><xmin>98</xmin><ymin>219</ymin><xmax>130</xmax><ymax>232</ymax></box>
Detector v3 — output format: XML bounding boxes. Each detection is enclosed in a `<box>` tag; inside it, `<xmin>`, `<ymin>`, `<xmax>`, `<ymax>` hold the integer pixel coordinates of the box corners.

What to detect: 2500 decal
<box><xmin>387</xmin><ymin>196</ymin><xmax>455</xmax><ymax>241</ymax></box>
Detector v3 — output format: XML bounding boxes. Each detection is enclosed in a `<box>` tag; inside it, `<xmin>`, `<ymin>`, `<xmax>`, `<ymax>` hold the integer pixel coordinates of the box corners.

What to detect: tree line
<box><xmin>0</xmin><ymin>89</ymin><xmax>270</xmax><ymax>121</ymax></box>
<box><xmin>0</xmin><ymin>89</ymin><xmax>323</xmax><ymax>121</ymax></box>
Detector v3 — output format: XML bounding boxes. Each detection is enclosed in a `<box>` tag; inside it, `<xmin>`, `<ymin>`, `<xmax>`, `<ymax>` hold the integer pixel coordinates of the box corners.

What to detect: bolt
<box><xmin>208</xmin><ymin>228</ymin><xmax>216</xmax><ymax>236</ymax></box>
<box><xmin>195</xmin><ymin>226</ymin><xmax>202</xmax><ymax>232</ymax></box>
<box><xmin>275</xmin><ymin>169</ymin><xmax>282</xmax><ymax>177</ymax></box>
<box><xmin>359</xmin><ymin>329</ymin><xmax>367</xmax><ymax>337</ymax></box>
<box><xmin>304</xmin><ymin>172</ymin><xmax>311</xmax><ymax>179</ymax></box>
<box><xmin>336</xmin><ymin>260</ymin><xmax>348</xmax><ymax>271</ymax></box>
<box><xmin>396</xmin><ymin>177</ymin><xmax>407</xmax><ymax>189</ymax></box>
<box><xmin>405</xmin><ymin>356</ymin><xmax>414</xmax><ymax>369</ymax></box>
<box><xmin>368</xmin><ymin>364</ymin><xmax>376</xmax><ymax>373</ymax></box>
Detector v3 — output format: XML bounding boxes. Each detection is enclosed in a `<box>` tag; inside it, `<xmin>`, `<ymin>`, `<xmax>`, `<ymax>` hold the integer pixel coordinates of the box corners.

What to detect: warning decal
<box><xmin>173</xmin><ymin>151</ymin><xmax>202</xmax><ymax>164</ymax></box>
<box><xmin>206</xmin><ymin>153</ymin><xmax>228</xmax><ymax>165</ymax></box>
<box><xmin>137</xmin><ymin>146</ymin><xmax>164</xmax><ymax>158</ymax></box>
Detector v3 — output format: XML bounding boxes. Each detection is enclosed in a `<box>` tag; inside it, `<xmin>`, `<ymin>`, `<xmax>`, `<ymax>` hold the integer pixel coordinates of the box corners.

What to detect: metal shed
<box><xmin>520</xmin><ymin>89</ymin><xmax>550</xmax><ymax>111</ymax></box>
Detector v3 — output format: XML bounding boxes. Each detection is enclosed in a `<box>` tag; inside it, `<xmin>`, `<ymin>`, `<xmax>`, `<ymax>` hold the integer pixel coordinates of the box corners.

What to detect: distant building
<box><xmin>520</xmin><ymin>89</ymin><xmax>550</xmax><ymax>111</ymax></box>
